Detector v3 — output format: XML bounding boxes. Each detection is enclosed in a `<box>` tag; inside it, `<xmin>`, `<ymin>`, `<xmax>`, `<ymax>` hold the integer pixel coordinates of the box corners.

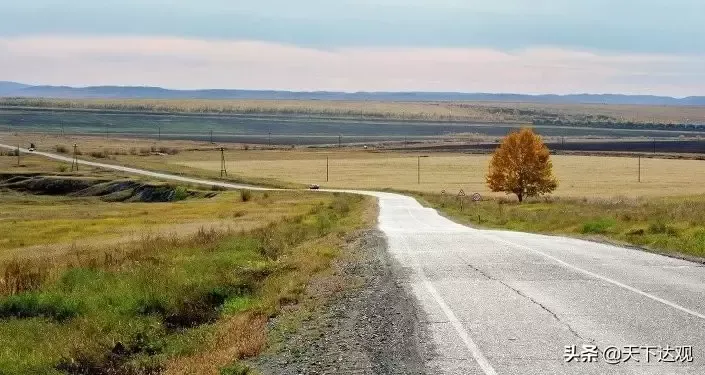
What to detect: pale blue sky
<box><xmin>2</xmin><ymin>0</ymin><xmax>704</xmax><ymax>53</ymax></box>
<box><xmin>0</xmin><ymin>0</ymin><xmax>704</xmax><ymax>95</ymax></box>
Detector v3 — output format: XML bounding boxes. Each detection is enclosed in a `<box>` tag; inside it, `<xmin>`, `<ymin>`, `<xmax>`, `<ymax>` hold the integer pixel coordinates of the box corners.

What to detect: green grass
<box><xmin>418</xmin><ymin>192</ymin><xmax>705</xmax><ymax>259</ymax></box>
<box><xmin>0</xmin><ymin>191</ymin><xmax>370</xmax><ymax>374</ymax></box>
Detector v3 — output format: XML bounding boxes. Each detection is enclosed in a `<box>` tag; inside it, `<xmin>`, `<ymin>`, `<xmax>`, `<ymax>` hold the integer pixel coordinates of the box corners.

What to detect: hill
<box><xmin>0</xmin><ymin>81</ymin><xmax>703</xmax><ymax>106</ymax></box>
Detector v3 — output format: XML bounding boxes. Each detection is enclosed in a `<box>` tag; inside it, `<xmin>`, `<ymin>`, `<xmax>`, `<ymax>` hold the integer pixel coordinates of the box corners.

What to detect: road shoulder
<box><xmin>251</xmin><ymin>229</ymin><xmax>430</xmax><ymax>374</ymax></box>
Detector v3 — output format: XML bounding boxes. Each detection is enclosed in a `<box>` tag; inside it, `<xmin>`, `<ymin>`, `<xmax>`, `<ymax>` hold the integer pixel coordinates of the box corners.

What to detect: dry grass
<box><xmin>151</xmin><ymin>149</ymin><xmax>705</xmax><ymax>198</ymax></box>
<box><xmin>164</xmin><ymin>312</ymin><xmax>267</xmax><ymax>375</ymax></box>
<box><xmin>3</xmin><ymin>97</ymin><xmax>704</xmax><ymax>124</ymax></box>
<box><xmin>0</xmin><ymin>189</ymin><xmax>325</xmax><ymax>255</ymax></box>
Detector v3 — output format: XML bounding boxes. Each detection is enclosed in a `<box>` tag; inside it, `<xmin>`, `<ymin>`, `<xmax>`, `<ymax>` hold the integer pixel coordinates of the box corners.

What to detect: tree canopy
<box><xmin>486</xmin><ymin>128</ymin><xmax>558</xmax><ymax>202</ymax></box>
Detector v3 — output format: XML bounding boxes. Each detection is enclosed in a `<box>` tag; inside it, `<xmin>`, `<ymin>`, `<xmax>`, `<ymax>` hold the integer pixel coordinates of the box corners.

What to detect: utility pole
<box><xmin>417</xmin><ymin>155</ymin><xmax>429</xmax><ymax>184</ymax></box>
<box><xmin>71</xmin><ymin>144</ymin><xmax>79</xmax><ymax>171</ymax></box>
<box><xmin>653</xmin><ymin>138</ymin><xmax>656</xmax><ymax>154</ymax></box>
<box><xmin>158</xmin><ymin>126</ymin><xmax>161</xmax><ymax>142</ymax></box>
<box><xmin>268</xmin><ymin>132</ymin><xmax>272</xmax><ymax>147</ymax></box>
<box><xmin>338</xmin><ymin>134</ymin><xmax>342</xmax><ymax>148</ymax></box>
<box><xmin>326</xmin><ymin>156</ymin><xmax>329</xmax><ymax>182</ymax></box>
<box><xmin>106</xmin><ymin>124</ymin><xmax>109</xmax><ymax>139</ymax></box>
<box><xmin>638</xmin><ymin>156</ymin><xmax>641</xmax><ymax>182</ymax></box>
<box><xmin>220</xmin><ymin>147</ymin><xmax>227</xmax><ymax>177</ymax></box>
<box><xmin>16</xmin><ymin>144</ymin><xmax>20</xmax><ymax>166</ymax></box>
<box><xmin>210</xmin><ymin>130</ymin><xmax>214</xmax><ymax>144</ymax></box>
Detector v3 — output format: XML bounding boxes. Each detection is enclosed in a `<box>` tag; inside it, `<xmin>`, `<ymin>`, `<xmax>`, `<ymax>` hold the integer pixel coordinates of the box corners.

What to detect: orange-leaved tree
<box><xmin>486</xmin><ymin>128</ymin><xmax>558</xmax><ymax>202</ymax></box>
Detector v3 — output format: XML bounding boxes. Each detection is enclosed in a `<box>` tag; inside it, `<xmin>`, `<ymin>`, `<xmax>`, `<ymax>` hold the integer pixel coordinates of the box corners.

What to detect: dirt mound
<box><xmin>0</xmin><ymin>173</ymin><xmax>216</xmax><ymax>202</ymax></box>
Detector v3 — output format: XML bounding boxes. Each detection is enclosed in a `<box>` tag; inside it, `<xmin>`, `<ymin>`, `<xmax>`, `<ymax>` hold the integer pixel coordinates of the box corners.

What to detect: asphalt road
<box><xmin>4</xmin><ymin>143</ymin><xmax>705</xmax><ymax>374</ymax></box>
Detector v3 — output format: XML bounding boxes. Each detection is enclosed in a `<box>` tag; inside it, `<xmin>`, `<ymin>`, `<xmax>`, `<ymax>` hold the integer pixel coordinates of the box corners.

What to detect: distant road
<box><xmin>0</xmin><ymin>143</ymin><xmax>269</xmax><ymax>191</ymax></box>
<box><xmin>4</xmin><ymin>142</ymin><xmax>705</xmax><ymax>374</ymax></box>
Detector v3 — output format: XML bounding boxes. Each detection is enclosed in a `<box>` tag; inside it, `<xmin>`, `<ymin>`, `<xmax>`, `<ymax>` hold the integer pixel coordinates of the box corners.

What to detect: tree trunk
<box><xmin>517</xmin><ymin>193</ymin><xmax>523</xmax><ymax>203</ymax></box>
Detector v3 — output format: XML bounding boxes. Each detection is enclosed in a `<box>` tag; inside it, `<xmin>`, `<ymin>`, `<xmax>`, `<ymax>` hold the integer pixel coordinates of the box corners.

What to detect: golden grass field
<box><xmin>4</xmin><ymin>131</ymin><xmax>705</xmax><ymax>199</ymax></box>
<box><xmin>0</xmin><ymin>152</ymin><xmax>331</xmax><ymax>258</ymax></box>
<box><xmin>136</xmin><ymin>149</ymin><xmax>705</xmax><ymax>198</ymax></box>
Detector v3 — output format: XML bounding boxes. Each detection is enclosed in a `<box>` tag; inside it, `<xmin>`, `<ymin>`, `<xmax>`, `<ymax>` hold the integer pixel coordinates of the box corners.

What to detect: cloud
<box><xmin>1</xmin><ymin>1</ymin><xmax>704</xmax><ymax>54</ymax></box>
<box><xmin>1</xmin><ymin>36</ymin><xmax>703</xmax><ymax>96</ymax></box>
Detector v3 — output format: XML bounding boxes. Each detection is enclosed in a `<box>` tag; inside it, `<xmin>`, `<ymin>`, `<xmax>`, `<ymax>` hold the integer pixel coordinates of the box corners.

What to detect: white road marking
<box><xmin>397</xmin><ymin>234</ymin><xmax>498</xmax><ymax>375</ymax></box>
<box><xmin>484</xmin><ymin>232</ymin><xmax>705</xmax><ymax>321</ymax></box>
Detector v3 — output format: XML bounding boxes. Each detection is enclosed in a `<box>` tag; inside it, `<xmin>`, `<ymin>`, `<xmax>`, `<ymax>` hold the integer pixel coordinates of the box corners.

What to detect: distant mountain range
<box><xmin>1</xmin><ymin>81</ymin><xmax>703</xmax><ymax>106</ymax></box>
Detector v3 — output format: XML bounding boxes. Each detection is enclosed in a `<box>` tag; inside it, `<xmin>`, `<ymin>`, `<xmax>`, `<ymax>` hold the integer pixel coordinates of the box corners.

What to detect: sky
<box><xmin>0</xmin><ymin>0</ymin><xmax>704</xmax><ymax>96</ymax></box>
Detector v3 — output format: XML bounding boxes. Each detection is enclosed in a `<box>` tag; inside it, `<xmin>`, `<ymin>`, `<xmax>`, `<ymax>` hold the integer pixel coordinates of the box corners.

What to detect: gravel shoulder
<box><xmin>252</xmin><ymin>229</ymin><xmax>430</xmax><ymax>375</ymax></box>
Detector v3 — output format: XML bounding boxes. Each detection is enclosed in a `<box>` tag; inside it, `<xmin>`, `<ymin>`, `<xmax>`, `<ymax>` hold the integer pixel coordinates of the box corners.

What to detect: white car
<box><xmin>309</xmin><ymin>184</ymin><xmax>320</xmax><ymax>190</ymax></box>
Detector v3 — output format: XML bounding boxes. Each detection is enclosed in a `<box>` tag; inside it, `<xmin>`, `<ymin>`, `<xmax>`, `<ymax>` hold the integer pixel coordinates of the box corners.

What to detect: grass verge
<box><xmin>0</xmin><ymin>192</ymin><xmax>371</xmax><ymax>374</ymax></box>
<box><xmin>416</xmin><ymin>192</ymin><xmax>705</xmax><ymax>260</ymax></box>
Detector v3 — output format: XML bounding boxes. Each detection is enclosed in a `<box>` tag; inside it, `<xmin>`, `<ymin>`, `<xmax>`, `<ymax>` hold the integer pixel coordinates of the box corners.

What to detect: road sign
<box><xmin>472</xmin><ymin>193</ymin><xmax>482</xmax><ymax>202</ymax></box>
<box><xmin>458</xmin><ymin>190</ymin><xmax>466</xmax><ymax>211</ymax></box>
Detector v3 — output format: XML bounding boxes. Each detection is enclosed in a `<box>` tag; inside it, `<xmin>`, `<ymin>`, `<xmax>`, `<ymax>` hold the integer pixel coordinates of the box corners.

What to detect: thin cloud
<box><xmin>1</xmin><ymin>36</ymin><xmax>703</xmax><ymax>96</ymax></box>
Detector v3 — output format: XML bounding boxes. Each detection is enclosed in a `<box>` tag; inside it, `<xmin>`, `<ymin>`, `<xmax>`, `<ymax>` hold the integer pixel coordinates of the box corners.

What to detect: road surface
<box><xmin>4</xmin><ymin>143</ymin><xmax>705</xmax><ymax>374</ymax></box>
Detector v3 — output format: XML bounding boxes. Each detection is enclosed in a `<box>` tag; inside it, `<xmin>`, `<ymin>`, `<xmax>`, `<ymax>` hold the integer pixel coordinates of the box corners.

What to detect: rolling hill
<box><xmin>0</xmin><ymin>81</ymin><xmax>703</xmax><ymax>105</ymax></box>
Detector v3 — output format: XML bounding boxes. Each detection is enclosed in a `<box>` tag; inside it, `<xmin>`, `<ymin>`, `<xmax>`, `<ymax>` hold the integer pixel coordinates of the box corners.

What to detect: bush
<box><xmin>55</xmin><ymin>145</ymin><xmax>69</xmax><ymax>154</ymax></box>
<box><xmin>89</xmin><ymin>151</ymin><xmax>107</xmax><ymax>159</ymax></box>
<box><xmin>240</xmin><ymin>190</ymin><xmax>252</xmax><ymax>202</ymax></box>
<box><xmin>580</xmin><ymin>218</ymin><xmax>616</xmax><ymax>234</ymax></box>
<box><xmin>58</xmin><ymin>164</ymin><xmax>69</xmax><ymax>173</ymax></box>
<box><xmin>173</xmin><ymin>186</ymin><xmax>189</xmax><ymax>201</ymax></box>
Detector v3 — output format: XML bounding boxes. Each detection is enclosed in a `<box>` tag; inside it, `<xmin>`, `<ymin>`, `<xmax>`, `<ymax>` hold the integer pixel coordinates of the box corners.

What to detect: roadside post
<box><xmin>458</xmin><ymin>189</ymin><xmax>466</xmax><ymax>211</ymax></box>
<box><xmin>71</xmin><ymin>144</ymin><xmax>79</xmax><ymax>171</ymax></box>
<box><xmin>220</xmin><ymin>147</ymin><xmax>227</xmax><ymax>177</ymax></box>
<box><xmin>472</xmin><ymin>192</ymin><xmax>482</xmax><ymax>221</ymax></box>
<box><xmin>441</xmin><ymin>190</ymin><xmax>446</xmax><ymax>205</ymax></box>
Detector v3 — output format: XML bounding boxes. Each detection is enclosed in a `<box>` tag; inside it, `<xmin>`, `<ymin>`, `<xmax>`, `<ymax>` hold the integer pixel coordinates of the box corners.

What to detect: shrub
<box><xmin>89</xmin><ymin>151</ymin><xmax>107</xmax><ymax>159</ymax></box>
<box><xmin>58</xmin><ymin>164</ymin><xmax>69</xmax><ymax>173</ymax></box>
<box><xmin>240</xmin><ymin>190</ymin><xmax>252</xmax><ymax>202</ymax></box>
<box><xmin>55</xmin><ymin>145</ymin><xmax>69</xmax><ymax>154</ymax></box>
<box><xmin>580</xmin><ymin>218</ymin><xmax>616</xmax><ymax>234</ymax></box>
<box><xmin>173</xmin><ymin>186</ymin><xmax>189</xmax><ymax>201</ymax></box>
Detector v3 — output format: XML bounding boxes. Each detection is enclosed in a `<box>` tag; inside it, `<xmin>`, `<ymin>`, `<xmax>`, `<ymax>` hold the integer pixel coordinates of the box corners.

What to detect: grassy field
<box><xmin>118</xmin><ymin>149</ymin><xmax>705</xmax><ymax>198</ymax></box>
<box><xmin>0</xmin><ymin>154</ymin><xmax>374</xmax><ymax>374</ymax></box>
<box><xmin>3</xmin><ymin>97</ymin><xmax>705</xmax><ymax>124</ymax></box>
<box><xmin>417</xmin><ymin>192</ymin><xmax>705</xmax><ymax>260</ymax></box>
